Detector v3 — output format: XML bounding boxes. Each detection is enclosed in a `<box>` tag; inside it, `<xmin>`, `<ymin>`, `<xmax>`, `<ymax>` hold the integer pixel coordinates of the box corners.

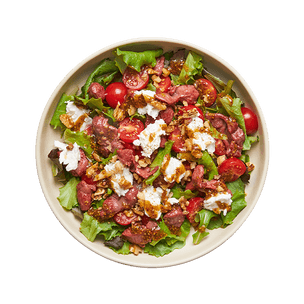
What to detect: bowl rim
<box><xmin>36</xmin><ymin>37</ymin><xmax>269</xmax><ymax>268</ymax></box>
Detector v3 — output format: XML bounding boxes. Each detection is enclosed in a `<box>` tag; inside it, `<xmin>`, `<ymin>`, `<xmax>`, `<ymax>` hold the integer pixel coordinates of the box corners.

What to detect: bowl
<box><xmin>36</xmin><ymin>38</ymin><xmax>269</xmax><ymax>268</ymax></box>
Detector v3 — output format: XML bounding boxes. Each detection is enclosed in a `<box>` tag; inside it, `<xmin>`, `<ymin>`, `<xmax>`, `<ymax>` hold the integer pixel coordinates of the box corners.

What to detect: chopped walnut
<box><xmin>113</xmin><ymin>103</ymin><xmax>126</xmax><ymax>121</ymax></box>
<box><xmin>152</xmin><ymin>75</ymin><xmax>161</xmax><ymax>83</ymax></box>
<box><xmin>148</xmin><ymin>99</ymin><xmax>167</xmax><ymax>111</ymax></box>
<box><xmin>246</xmin><ymin>162</ymin><xmax>255</xmax><ymax>172</ymax></box>
<box><xmin>92</xmin><ymin>188</ymin><xmax>105</xmax><ymax>201</ymax></box>
<box><xmin>92</xmin><ymin>152</ymin><xmax>102</xmax><ymax>162</ymax></box>
<box><xmin>60</xmin><ymin>114</ymin><xmax>74</xmax><ymax>129</ymax></box>
<box><xmin>185</xmin><ymin>138</ymin><xmax>193</xmax><ymax>151</ymax></box>
<box><xmin>86</xmin><ymin>162</ymin><xmax>99</xmax><ymax>178</ymax></box>
<box><xmin>129</xmin><ymin>244</ymin><xmax>142</xmax><ymax>256</ymax></box>
<box><xmin>162</xmin><ymin>68</ymin><xmax>170</xmax><ymax>77</ymax></box>
<box><xmin>138</xmin><ymin>159</ymin><xmax>148</xmax><ymax>168</ymax></box>
<box><xmin>127</xmin><ymin>105</ymin><xmax>136</xmax><ymax>116</ymax></box>
<box><xmin>217</xmin><ymin>155</ymin><xmax>226</xmax><ymax>166</ymax></box>
<box><xmin>66</xmin><ymin>143</ymin><xmax>74</xmax><ymax>151</ymax></box>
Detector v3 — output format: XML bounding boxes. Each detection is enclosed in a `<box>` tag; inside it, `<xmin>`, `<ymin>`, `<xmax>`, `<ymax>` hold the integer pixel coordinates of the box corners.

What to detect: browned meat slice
<box><xmin>191</xmin><ymin>165</ymin><xmax>205</xmax><ymax>189</ymax></box>
<box><xmin>92</xmin><ymin>116</ymin><xmax>123</xmax><ymax>157</ymax></box>
<box><xmin>155</xmin><ymin>85</ymin><xmax>199</xmax><ymax>105</ymax></box>
<box><xmin>70</xmin><ymin>149</ymin><xmax>88</xmax><ymax>177</ymax></box>
<box><xmin>76</xmin><ymin>181</ymin><xmax>96</xmax><ymax>211</ymax></box>
<box><xmin>163</xmin><ymin>206</ymin><xmax>185</xmax><ymax>228</ymax></box>
<box><xmin>88</xmin><ymin>82</ymin><xmax>105</xmax><ymax>100</ymax></box>
<box><xmin>121</xmin><ymin>221</ymin><xmax>159</xmax><ymax>247</ymax></box>
<box><xmin>158</xmin><ymin>106</ymin><xmax>174</xmax><ymax>124</ymax></box>
<box><xmin>153</xmin><ymin>56</ymin><xmax>165</xmax><ymax>76</ymax></box>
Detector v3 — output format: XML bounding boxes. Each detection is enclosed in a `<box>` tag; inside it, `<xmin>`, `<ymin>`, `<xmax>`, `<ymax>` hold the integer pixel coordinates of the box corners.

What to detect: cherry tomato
<box><xmin>81</xmin><ymin>174</ymin><xmax>98</xmax><ymax>185</ymax></box>
<box><xmin>168</xmin><ymin>126</ymin><xmax>186</xmax><ymax>152</ymax></box>
<box><xmin>214</xmin><ymin>139</ymin><xmax>226</xmax><ymax>156</ymax></box>
<box><xmin>194</xmin><ymin>78</ymin><xmax>217</xmax><ymax>107</ymax></box>
<box><xmin>186</xmin><ymin>197</ymin><xmax>204</xmax><ymax>223</ymax></box>
<box><xmin>123</xmin><ymin>67</ymin><xmax>149</xmax><ymax>90</ymax></box>
<box><xmin>157</xmin><ymin>76</ymin><xmax>171</xmax><ymax>93</ymax></box>
<box><xmin>114</xmin><ymin>212</ymin><xmax>138</xmax><ymax>226</ymax></box>
<box><xmin>177</xmin><ymin>105</ymin><xmax>204</xmax><ymax>120</ymax></box>
<box><xmin>241</xmin><ymin>107</ymin><xmax>258</xmax><ymax>135</ymax></box>
<box><xmin>105</xmin><ymin>82</ymin><xmax>127</xmax><ymax>108</ymax></box>
<box><xmin>218</xmin><ymin>157</ymin><xmax>246</xmax><ymax>182</ymax></box>
<box><xmin>118</xmin><ymin>118</ymin><xmax>144</xmax><ymax>143</ymax></box>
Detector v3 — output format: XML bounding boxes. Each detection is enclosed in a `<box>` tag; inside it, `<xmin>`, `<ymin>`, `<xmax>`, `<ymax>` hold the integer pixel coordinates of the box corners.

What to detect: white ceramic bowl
<box><xmin>36</xmin><ymin>38</ymin><xmax>269</xmax><ymax>268</ymax></box>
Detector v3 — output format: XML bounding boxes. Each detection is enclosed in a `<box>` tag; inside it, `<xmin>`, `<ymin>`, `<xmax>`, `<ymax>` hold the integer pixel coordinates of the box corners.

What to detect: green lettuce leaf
<box><xmin>170</xmin><ymin>184</ymin><xmax>198</xmax><ymax>200</ymax></box>
<box><xmin>145</xmin><ymin>140</ymin><xmax>174</xmax><ymax>185</ymax></box>
<box><xmin>57</xmin><ymin>177</ymin><xmax>80</xmax><ymax>210</ymax></box>
<box><xmin>222</xmin><ymin>178</ymin><xmax>247</xmax><ymax>225</ymax></box>
<box><xmin>144</xmin><ymin>240</ymin><xmax>185</xmax><ymax>257</ymax></box>
<box><xmin>64</xmin><ymin>129</ymin><xmax>93</xmax><ymax>156</ymax></box>
<box><xmin>192</xmin><ymin>230</ymin><xmax>209</xmax><ymax>245</ymax></box>
<box><xmin>114</xmin><ymin>48</ymin><xmax>163</xmax><ymax>73</ymax></box>
<box><xmin>111</xmin><ymin>241</ymin><xmax>131</xmax><ymax>255</ymax></box>
<box><xmin>172</xmin><ymin>51</ymin><xmax>203</xmax><ymax>85</ymax></box>
<box><xmin>80</xmin><ymin>213</ymin><xmax>123</xmax><ymax>242</ymax></box>
<box><xmin>82</xmin><ymin>59</ymin><xmax>119</xmax><ymax>99</ymax></box>
<box><xmin>197</xmin><ymin>150</ymin><xmax>218</xmax><ymax>180</ymax></box>
<box><xmin>50</xmin><ymin>93</ymin><xmax>71</xmax><ymax>130</ymax></box>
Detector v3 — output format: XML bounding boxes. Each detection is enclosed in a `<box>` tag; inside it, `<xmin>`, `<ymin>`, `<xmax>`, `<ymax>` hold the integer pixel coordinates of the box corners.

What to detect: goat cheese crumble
<box><xmin>187</xmin><ymin>116</ymin><xmax>215</xmax><ymax>154</ymax></box>
<box><xmin>204</xmin><ymin>192</ymin><xmax>232</xmax><ymax>216</ymax></box>
<box><xmin>163</xmin><ymin>157</ymin><xmax>186</xmax><ymax>183</ymax></box>
<box><xmin>133</xmin><ymin>119</ymin><xmax>167</xmax><ymax>157</ymax></box>
<box><xmin>104</xmin><ymin>161</ymin><xmax>133</xmax><ymax>197</ymax></box>
<box><xmin>66</xmin><ymin>100</ymin><xmax>92</xmax><ymax>131</ymax></box>
<box><xmin>54</xmin><ymin>141</ymin><xmax>80</xmax><ymax>171</ymax></box>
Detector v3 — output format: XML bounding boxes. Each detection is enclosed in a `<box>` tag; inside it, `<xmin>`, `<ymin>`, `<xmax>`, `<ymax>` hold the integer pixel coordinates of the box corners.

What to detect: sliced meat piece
<box><xmin>117</xmin><ymin>149</ymin><xmax>134</xmax><ymax>166</ymax></box>
<box><xmin>134</xmin><ymin>166</ymin><xmax>159</xmax><ymax>179</ymax></box>
<box><xmin>145</xmin><ymin>115</ymin><xmax>155</xmax><ymax>127</ymax></box>
<box><xmin>88</xmin><ymin>82</ymin><xmax>106</xmax><ymax>100</ymax></box>
<box><xmin>70</xmin><ymin>149</ymin><xmax>88</xmax><ymax>177</ymax></box>
<box><xmin>123</xmin><ymin>184</ymin><xmax>139</xmax><ymax>208</ymax></box>
<box><xmin>191</xmin><ymin>165</ymin><xmax>205</xmax><ymax>189</ymax></box>
<box><xmin>92</xmin><ymin>115</ymin><xmax>123</xmax><ymax>157</ymax></box>
<box><xmin>153</xmin><ymin>56</ymin><xmax>165</xmax><ymax>76</ymax></box>
<box><xmin>121</xmin><ymin>222</ymin><xmax>158</xmax><ymax>247</ymax></box>
<box><xmin>163</xmin><ymin>206</ymin><xmax>185</xmax><ymax>228</ymax></box>
<box><xmin>76</xmin><ymin>181</ymin><xmax>96</xmax><ymax>211</ymax></box>
<box><xmin>100</xmin><ymin>194</ymin><xmax>124</xmax><ymax>218</ymax></box>
<box><xmin>158</xmin><ymin>107</ymin><xmax>174</xmax><ymax>124</ymax></box>
<box><xmin>155</xmin><ymin>85</ymin><xmax>199</xmax><ymax>105</ymax></box>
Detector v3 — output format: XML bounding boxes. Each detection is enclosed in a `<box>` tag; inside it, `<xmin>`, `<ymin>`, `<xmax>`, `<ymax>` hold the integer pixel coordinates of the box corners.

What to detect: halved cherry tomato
<box><xmin>157</xmin><ymin>76</ymin><xmax>171</xmax><ymax>93</ymax></box>
<box><xmin>114</xmin><ymin>212</ymin><xmax>138</xmax><ymax>226</ymax></box>
<box><xmin>118</xmin><ymin>118</ymin><xmax>144</xmax><ymax>143</ymax></box>
<box><xmin>168</xmin><ymin>126</ymin><xmax>185</xmax><ymax>152</ymax></box>
<box><xmin>81</xmin><ymin>174</ymin><xmax>98</xmax><ymax>185</ymax></box>
<box><xmin>105</xmin><ymin>82</ymin><xmax>127</xmax><ymax>108</ymax></box>
<box><xmin>241</xmin><ymin>107</ymin><xmax>258</xmax><ymax>135</ymax></box>
<box><xmin>214</xmin><ymin>139</ymin><xmax>226</xmax><ymax>156</ymax></box>
<box><xmin>177</xmin><ymin>105</ymin><xmax>204</xmax><ymax>120</ymax></box>
<box><xmin>123</xmin><ymin>67</ymin><xmax>149</xmax><ymax>90</ymax></box>
<box><xmin>194</xmin><ymin>78</ymin><xmax>217</xmax><ymax>107</ymax></box>
<box><xmin>186</xmin><ymin>197</ymin><xmax>204</xmax><ymax>223</ymax></box>
<box><xmin>218</xmin><ymin>157</ymin><xmax>246</xmax><ymax>182</ymax></box>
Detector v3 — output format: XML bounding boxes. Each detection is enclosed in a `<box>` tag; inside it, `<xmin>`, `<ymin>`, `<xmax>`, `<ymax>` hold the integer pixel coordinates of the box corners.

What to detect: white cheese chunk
<box><xmin>187</xmin><ymin>116</ymin><xmax>215</xmax><ymax>154</ymax></box>
<box><xmin>163</xmin><ymin>157</ymin><xmax>186</xmax><ymax>183</ymax></box>
<box><xmin>140</xmin><ymin>186</ymin><xmax>164</xmax><ymax>220</ymax></box>
<box><xmin>204</xmin><ymin>192</ymin><xmax>232</xmax><ymax>216</ymax></box>
<box><xmin>133</xmin><ymin>119</ymin><xmax>167</xmax><ymax>157</ymax></box>
<box><xmin>137</xmin><ymin>103</ymin><xmax>160</xmax><ymax>119</ymax></box>
<box><xmin>54</xmin><ymin>141</ymin><xmax>80</xmax><ymax>171</ymax></box>
<box><xmin>66</xmin><ymin>100</ymin><xmax>92</xmax><ymax>131</ymax></box>
<box><xmin>104</xmin><ymin>161</ymin><xmax>133</xmax><ymax>197</ymax></box>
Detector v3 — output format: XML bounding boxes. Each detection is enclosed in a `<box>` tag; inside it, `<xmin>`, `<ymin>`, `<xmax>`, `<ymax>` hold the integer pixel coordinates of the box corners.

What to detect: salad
<box><xmin>48</xmin><ymin>47</ymin><xmax>259</xmax><ymax>257</ymax></box>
